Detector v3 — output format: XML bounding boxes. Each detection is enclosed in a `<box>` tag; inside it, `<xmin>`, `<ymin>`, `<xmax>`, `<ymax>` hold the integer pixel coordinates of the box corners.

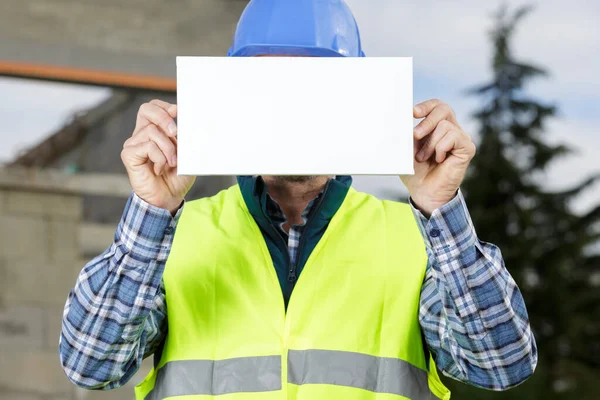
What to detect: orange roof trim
<box><xmin>0</xmin><ymin>60</ymin><xmax>176</xmax><ymax>92</ymax></box>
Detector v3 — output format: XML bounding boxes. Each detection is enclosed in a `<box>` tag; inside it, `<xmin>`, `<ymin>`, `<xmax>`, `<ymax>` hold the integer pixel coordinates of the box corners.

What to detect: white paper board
<box><xmin>176</xmin><ymin>56</ymin><xmax>414</xmax><ymax>176</ymax></box>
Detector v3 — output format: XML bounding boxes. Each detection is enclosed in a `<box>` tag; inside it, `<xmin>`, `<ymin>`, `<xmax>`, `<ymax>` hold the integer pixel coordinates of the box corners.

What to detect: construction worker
<box><xmin>59</xmin><ymin>0</ymin><xmax>537</xmax><ymax>399</ymax></box>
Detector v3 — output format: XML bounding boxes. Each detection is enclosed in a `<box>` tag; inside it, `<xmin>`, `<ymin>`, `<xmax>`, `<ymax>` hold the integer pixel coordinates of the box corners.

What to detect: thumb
<box><xmin>168</xmin><ymin>104</ymin><xmax>177</xmax><ymax>118</ymax></box>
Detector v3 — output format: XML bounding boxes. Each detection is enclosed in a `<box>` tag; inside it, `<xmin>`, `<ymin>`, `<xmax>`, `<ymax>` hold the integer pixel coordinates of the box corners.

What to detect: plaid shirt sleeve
<box><xmin>412</xmin><ymin>190</ymin><xmax>538</xmax><ymax>390</ymax></box>
<box><xmin>59</xmin><ymin>193</ymin><xmax>180</xmax><ymax>389</ymax></box>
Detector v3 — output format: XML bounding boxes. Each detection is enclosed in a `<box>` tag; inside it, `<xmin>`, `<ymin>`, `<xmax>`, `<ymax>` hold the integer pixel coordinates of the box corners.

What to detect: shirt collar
<box><xmin>237</xmin><ymin>175</ymin><xmax>352</xmax><ymax>228</ymax></box>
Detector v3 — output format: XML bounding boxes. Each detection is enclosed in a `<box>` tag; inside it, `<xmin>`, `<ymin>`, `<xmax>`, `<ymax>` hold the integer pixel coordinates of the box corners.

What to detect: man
<box><xmin>59</xmin><ymin>0</ymin><xmax>537</xmax><ymax>399</ymax></box>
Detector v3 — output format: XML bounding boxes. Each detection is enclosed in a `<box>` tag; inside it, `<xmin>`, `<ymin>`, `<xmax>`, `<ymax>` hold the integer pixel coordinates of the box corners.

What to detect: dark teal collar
<box><xmin>237</xmin><ymin>176</ymin><xmax>352</xmax><ymax>227</ymax></box>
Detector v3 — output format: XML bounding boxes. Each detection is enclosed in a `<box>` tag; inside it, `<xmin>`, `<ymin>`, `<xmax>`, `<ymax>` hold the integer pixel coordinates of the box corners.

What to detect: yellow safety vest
<box><xmin>135</xmin><ymin>185</ymin><xmax>450</xmax><ymax>399</ymax></box>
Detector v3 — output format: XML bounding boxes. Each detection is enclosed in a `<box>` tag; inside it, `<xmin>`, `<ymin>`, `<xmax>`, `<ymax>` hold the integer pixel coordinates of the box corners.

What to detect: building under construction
<box><xmin>0</xmin><ymin>1</ymin><xmax>248</xmax><ymax>399</ymax></box>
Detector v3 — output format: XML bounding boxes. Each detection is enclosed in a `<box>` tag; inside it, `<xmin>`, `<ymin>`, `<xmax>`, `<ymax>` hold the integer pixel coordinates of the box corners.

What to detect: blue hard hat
<box><xmin>228</xmin><ymin>0</ymin><xmax>365</xmax><ymax>57</ymax></box>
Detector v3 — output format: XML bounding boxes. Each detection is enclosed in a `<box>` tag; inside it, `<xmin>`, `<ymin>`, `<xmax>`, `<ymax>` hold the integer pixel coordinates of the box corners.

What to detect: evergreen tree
<box><xmin>441</xmin><ymin>6</ymin><xmax>600</xmax><ymax>399</ymax></box>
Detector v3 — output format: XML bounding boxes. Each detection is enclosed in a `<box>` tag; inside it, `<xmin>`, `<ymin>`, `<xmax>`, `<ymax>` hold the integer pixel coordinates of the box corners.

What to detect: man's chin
<box><xmin>273</xmin><ymin>175</ymin><xmax>318</xmax><ymax>183</ymax></box>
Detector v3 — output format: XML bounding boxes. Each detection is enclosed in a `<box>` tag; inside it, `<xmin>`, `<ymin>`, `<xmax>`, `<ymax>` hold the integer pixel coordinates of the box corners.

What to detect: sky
<box><xmin>1</xmin><ymin>0</ymin><xmax>598</xmax><ymax>212</ymax></box>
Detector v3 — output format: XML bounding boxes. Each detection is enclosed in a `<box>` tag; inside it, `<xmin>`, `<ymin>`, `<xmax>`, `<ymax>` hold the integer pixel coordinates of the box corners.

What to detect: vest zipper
<box><xmin>264</xmin><ymin>224</ymin><xmax>292</xmax><ymax>298</ymax></box>
<box><xmin>287</xmin><ymin>264</ymin><xmax>297</xmax><ymax>283</ymax></box>
<box><xmin>288</xmin><ymin>179</ymin><xmax>332</xmax><ymax>292</ymax></box>
<box><xmin>281</xmin><ymin>181</ymin><xmax>332</xmax><ymax>397</ymax></box>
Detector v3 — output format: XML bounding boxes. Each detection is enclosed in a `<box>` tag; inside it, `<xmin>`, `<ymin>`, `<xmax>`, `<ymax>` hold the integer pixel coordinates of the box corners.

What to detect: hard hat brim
<box><xmin>228</xmin><ymin>44</ymin><xmax>365</xmax><ymax>58</ymax></box>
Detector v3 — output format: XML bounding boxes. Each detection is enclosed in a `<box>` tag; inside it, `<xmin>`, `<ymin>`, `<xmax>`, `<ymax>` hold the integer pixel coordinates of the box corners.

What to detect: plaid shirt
<box><xmin>60</xmin><ymin>188</ymin><xmax>537</xmax><ymax>391</ymax></box>
<box><xmin>265</xmin><ymin>192</ymin><xmax>321</xmax><ymax>265</ymax></box>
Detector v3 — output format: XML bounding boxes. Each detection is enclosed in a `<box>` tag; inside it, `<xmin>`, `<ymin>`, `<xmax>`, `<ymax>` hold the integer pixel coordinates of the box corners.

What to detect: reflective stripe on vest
<box><xmin>288</xmin><ymin>350</ymin><xmax>440</xmax><ymax>400</ymax></box>
<box><xmin>145</xmin><ymin>356</ymin><xmax>281</xmax><ymax>400</ymax></box>
<box><xmin>145</xmin><ymin>350</ymin><xmax>440</xmax><ymax>400</ymax></box>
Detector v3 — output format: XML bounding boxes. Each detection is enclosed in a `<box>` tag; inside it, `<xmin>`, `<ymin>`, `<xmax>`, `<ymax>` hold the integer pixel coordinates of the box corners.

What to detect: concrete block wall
<box><xmin>0</xmin><ymin>183</ymin><xmax>151</xmax><ymax>400</ymax></box>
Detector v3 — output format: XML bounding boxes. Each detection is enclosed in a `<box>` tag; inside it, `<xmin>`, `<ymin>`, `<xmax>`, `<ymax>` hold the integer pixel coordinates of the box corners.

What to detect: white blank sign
<box><xmin>176</xmin><ymin>56</ymin><xmax>414</xmax><ymax>176</ymax></box>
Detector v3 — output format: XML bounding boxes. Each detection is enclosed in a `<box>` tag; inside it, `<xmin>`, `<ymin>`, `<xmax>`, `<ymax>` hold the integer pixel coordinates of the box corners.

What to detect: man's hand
<box><xmin>121</xmin><ymin>99</ymin><xmax>195</xmax><ymax>214</ymax></box>
<box><xmin>400</xmin><ymin>99</ymin><xmax>476</xmax><ymax>217</ymax></box>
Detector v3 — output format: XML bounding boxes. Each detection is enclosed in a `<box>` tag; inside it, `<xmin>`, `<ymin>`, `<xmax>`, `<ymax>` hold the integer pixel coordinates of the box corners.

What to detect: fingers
<box><xmin>150</xmin><ymin>99</ymin><xmax>177</xmax><ymax>118</ymax></box>
<box><xmin>411</xmin><ymin>99</ymin><xmax>475</xmax><ymax>165</ymax></box>
<box><xmin>417</xmin><ymin>126</ymin><xmax>475</xmax><ymax>164</ymax></box>
<box><xmin>413</xmin><ymin>101</ymin><xmax>458</xmax><ymax>140</ymax></box>
<box><xmin>413</xmin><ymin>99</ymin><xmax>442</xmax><ymax>118</ymax></box>
<box><xmin>123</xmin><ymin>99</ymin><xmax>178</xmax><ymax>177</ymax></box>
<box><xmin>416</xmin><ymin>120</ymin><xmax>454</xmax><ymax>162</ymax></box>
<box><xmin>434</xmin><ymin>132</ymin><xmax>457</xmax><ymax>164</ymax></box>
<box><xmin>121</xmin><ymin>141</ymin><xmax>168</xmax><ymax>176</ymax></box>
<box><xmin>134</xmin><ymin>101</ymin><xmax>178</xmax><ymax>137</ymax></box>
<box><xmin>125</xmin><ymin>124</ymin><xmax>177</xmax><ymax>167</ymax></box>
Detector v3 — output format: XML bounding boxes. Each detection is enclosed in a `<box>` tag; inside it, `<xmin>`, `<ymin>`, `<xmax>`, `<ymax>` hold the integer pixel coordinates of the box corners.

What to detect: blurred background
<box><xmin>0</xmin><ymin>0</ymin><xmax>598</xmax><ymax>399</ymax></box>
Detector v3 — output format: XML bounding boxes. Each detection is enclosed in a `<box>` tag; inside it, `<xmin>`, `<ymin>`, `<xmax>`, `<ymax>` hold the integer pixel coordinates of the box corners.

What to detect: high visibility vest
<box><xmin>135</xmin><ymin>185</ymin><xmax>451</xmax><ymax>400</ymax></box>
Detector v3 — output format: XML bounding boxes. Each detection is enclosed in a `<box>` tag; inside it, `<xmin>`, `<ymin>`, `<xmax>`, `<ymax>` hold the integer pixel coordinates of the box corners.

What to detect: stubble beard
<box><xmin>272</xmin><ymin>175</ymin><xmax>319</xmax><ymax>184</ymax></box>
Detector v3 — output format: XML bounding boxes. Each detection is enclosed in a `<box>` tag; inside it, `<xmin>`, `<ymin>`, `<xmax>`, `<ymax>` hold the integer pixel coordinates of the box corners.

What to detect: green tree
<box><xmin>441</xmin><ymin>5</ymin><xmax>600</xmax><ymax>399</ymax></box>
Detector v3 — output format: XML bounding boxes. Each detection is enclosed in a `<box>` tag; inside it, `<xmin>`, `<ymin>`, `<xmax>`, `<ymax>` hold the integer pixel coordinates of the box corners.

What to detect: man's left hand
<box><xmin>400</xmin><ymin>99</ymin><xmax>476</xmax><ymax>217</ymax></box>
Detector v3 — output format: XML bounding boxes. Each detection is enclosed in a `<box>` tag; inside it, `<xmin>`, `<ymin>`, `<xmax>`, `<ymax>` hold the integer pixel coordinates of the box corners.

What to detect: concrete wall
<box><xmin>0</xmin><ymin>168</ymin><xmax>155</xmax><ymax>399</ymax></box>
<box><xmin>0</xmin><ymin>0</ymin><xmax>249</xmax><ymax>79</ymax></box>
